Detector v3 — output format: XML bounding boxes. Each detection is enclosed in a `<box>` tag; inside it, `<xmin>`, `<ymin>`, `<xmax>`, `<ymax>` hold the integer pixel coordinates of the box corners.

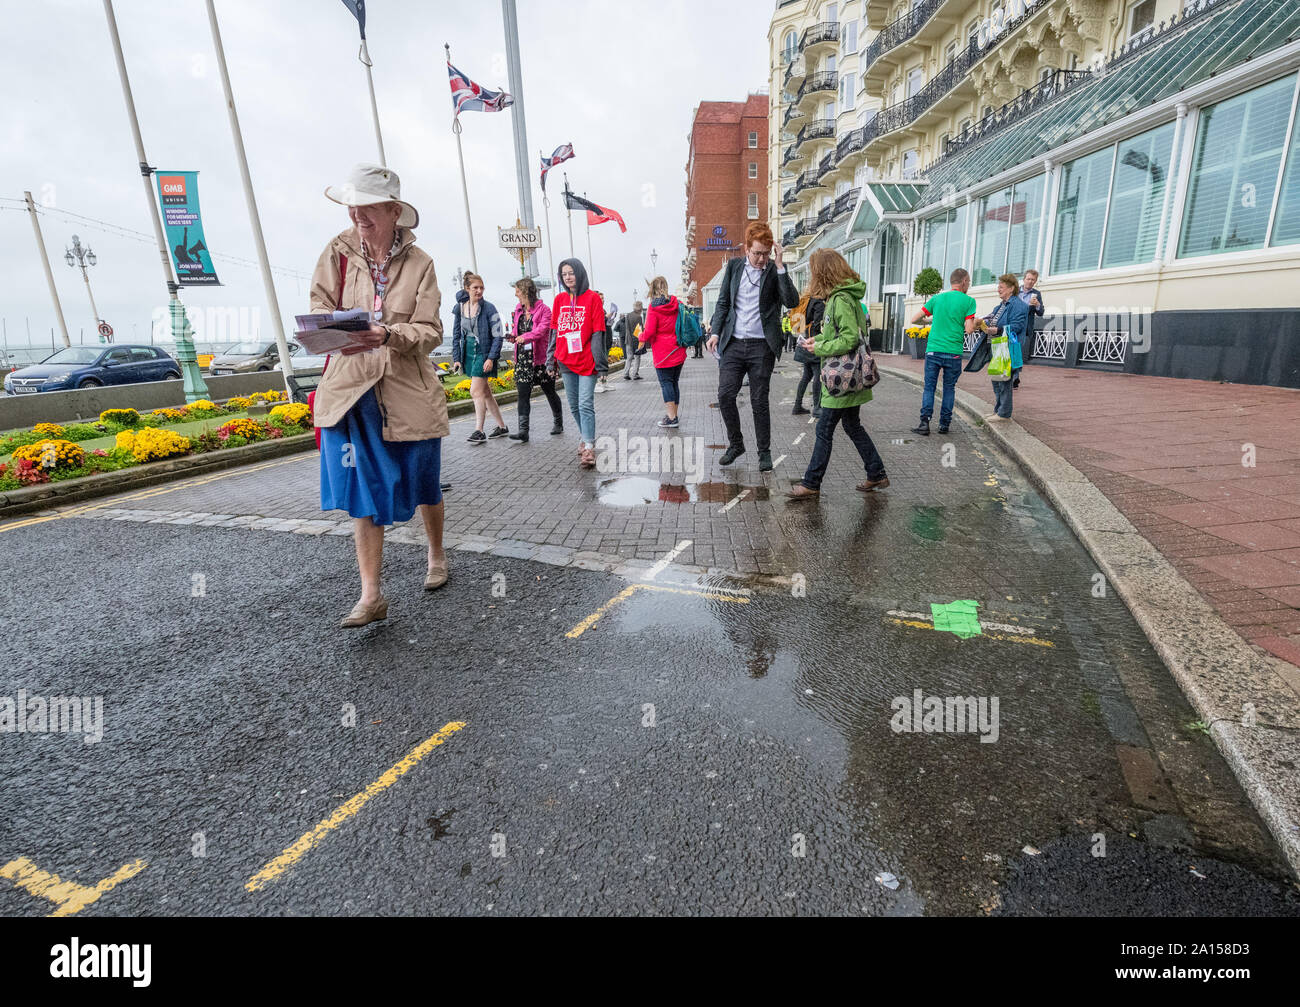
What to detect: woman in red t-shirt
<box><xmin>637</xmin><ymin>276</ymin><xmax>688</xmax><ymax>429</ymax></box>
<box><xmin>546</xmin><ymin>257</ymin><xmax>605</xmax><ymax>469</ymax></box>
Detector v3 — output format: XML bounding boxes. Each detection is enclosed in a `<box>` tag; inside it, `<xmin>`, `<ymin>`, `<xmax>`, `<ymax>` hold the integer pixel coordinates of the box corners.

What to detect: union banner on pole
<box><xmin>155</xmin><ymin>171</ymin><xmax>220</xmax><ymax>286</ymax></box>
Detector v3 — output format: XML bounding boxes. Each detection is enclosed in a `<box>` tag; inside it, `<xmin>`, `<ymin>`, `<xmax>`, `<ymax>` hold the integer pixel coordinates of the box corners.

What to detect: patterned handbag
<box><xmin>819</xmin><ymin>294</ymin><xmax>879</xmax><ymax>396</ymax></box>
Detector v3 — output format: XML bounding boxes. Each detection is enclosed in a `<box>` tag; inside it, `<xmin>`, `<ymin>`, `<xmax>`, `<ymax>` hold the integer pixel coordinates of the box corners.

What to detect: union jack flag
<box><xmin>448</xmin><ymin>61</ymin><xmax>513</xmax><ymax>116</ymax></box>
<box><xmin>540</xmin><ymin>143</ymin><xmax>574</xmax><ymax>192</ymax></box>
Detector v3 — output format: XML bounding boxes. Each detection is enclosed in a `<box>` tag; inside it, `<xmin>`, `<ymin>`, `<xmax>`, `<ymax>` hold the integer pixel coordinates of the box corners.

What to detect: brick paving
<box><xmin>67</xmin><ymin>358</ymin><xmax>1005</xmax><ymax>578</ymax></box>
<box><xmin>889</xmin><ymin>355</ymin><xmax>1300</xmax><ymax>668</ymax></box>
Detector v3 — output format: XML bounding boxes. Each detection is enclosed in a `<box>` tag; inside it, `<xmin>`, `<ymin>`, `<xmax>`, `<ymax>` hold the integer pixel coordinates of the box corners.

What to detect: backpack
<box><xmin>819</xmin><ymin>293</ymin><xmax>879</xmax><ymax>396</ymax></box>
<box><xmin>675</xmin><ymin>304</ymin><xmax>703</xmax><ymax>348</ymax></box>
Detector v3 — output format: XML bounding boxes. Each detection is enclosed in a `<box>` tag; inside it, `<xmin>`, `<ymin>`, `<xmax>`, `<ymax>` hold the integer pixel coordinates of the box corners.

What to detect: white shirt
<box><xmin>733</xmin><ymin>261</ymin><xmax>783</xmax><ymax>340</ymax></box>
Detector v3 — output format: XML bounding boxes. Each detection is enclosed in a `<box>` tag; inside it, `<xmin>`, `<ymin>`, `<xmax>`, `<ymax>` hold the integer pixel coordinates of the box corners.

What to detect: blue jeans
<box><xmin>656</xmin><ymin>362</ymin><xmax>683</xmax><ymax>404</ymax></box>
<box><xmin>920</xmin><ymin>352</ymin><xmax>962</xmax><ymax>427</ymax></box>
<box><xmin>993</xmin><ymin>378</ymin><xmax>1013</xmax><ymax>418</ymax></box>
<box><xmin>560</xmin><ymin>364</ymin><xmax>597</xmax><ymax>445</ymax></box>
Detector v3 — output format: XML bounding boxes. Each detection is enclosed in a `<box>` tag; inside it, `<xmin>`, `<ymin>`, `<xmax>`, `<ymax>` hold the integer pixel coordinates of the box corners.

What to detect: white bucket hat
<box><xmin>325</xmin><ymin>163</ymin><xmax>419</xmax><ymax>229</ymax></box>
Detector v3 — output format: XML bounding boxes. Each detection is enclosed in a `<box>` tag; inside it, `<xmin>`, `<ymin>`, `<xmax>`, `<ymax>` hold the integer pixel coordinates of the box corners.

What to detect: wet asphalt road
<box><xmin>1</xmin><ymin>369</ymin><xmax>1298</xmax><ymax>916</ymax></box>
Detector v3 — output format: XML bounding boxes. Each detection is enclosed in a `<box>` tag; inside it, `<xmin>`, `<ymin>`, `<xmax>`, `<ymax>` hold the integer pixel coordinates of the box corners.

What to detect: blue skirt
<box><xmin>319</xmin><ymin>387</ymin><xmax>442</xmax><ymax>525</ymax></box>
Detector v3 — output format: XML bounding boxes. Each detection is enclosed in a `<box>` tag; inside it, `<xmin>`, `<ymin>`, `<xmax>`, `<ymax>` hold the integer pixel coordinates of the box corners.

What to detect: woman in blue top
<box><xmin>451</xmin><ymin>271</ymin><xmax>509</xmax><ymax>443</ymax></box>
<box><xmin>982</xmin><ymin>272</ymin><xmax>1030</xmax><ymax>421</ymax></box>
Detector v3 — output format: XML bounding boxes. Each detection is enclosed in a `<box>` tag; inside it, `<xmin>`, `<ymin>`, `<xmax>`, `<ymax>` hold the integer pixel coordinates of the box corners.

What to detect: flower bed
<box><xmin>0</xmin><ymin>389</ymin><xmax>312</xmax><ymax>492</ymax></box>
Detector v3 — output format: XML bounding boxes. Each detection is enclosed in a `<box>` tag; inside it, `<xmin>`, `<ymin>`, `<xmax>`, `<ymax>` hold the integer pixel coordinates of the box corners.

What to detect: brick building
<box><xmin>682</xmin><ymin>93</ymin><xmax>769</xmax><ymax>306</ymax></box>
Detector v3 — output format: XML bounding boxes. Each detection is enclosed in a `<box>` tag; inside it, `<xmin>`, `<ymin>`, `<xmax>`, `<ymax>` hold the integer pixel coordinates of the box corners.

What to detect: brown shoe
<box><xmin>857</xmin><ymin>477</ymin><xmax>890</xmax><ymax>492</ymax></box>
<box><xmin>786</xmin><ymin>483</ymin><xmax>820</xmax><ymax>500</ymax></box>
<box><xmin>340</xmin><ymin>596</ymin><xmax>388</xmax><ymax>628</ymax></box>
<box><xmin>424</xmin><ymin>557</ymin><xmax>448</xmax><ymax>591</ymax></box>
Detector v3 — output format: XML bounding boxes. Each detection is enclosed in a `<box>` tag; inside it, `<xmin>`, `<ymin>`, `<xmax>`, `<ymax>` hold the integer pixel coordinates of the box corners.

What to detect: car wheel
<box><xmin>164</xmin><ymin>371</ymin><xmax>181</xmax><ymax>380</ymax></box>
<box><xmin>78</xmin><ymin>378</ymin><xmax>102</xmax><ymax>388</ymax></box>
<box><xmin>258</xmin><ymin>365</ymin><xmax>272</xmax><ymax>372</ymax></box>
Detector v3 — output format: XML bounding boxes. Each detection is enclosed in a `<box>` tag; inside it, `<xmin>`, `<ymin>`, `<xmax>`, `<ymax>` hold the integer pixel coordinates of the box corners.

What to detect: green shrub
<box><xmin>913</xmin><ymin>267</ymin><xmax>943</xmax><ymax>298</ymax></box>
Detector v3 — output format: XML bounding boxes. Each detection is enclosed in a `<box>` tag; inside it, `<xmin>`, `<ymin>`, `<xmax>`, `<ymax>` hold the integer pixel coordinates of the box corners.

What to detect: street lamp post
<box><xmin>650</xmin><ymin>248</ymin><xmax>658</xmax><ymax>274</ymax></box>
<box><xmin>65</xmin><ymin>234</ymin><xmax>103</xmax><ymax>338</ymax></box>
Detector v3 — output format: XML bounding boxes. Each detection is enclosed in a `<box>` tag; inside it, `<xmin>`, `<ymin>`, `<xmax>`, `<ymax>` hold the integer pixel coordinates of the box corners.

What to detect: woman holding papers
<box><xmin>546</xmin><ymin>258</ymin><xmax>606</xmax><ymax>470</ymax></box>
<box><xmin>312</xmin><ymin>163</ymin><xmax>449</xmax><ymax>628</ymax></box>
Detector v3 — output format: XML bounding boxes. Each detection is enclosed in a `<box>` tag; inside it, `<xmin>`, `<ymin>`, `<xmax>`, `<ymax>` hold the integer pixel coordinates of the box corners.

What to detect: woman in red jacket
<box><xmin>637</xmin><ymin>276</ymin><xmax>687</xmax><ymax>429</ymax></box>
<box><xmin>546</xmin><ymin>257</ymin><xmax>605</xmax><ymax>469</ymax></box>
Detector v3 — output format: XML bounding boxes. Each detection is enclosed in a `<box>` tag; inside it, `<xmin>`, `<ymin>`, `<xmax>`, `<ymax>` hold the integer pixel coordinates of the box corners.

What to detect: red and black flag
<box><xmin>564</xmin><ymin>189</ymin><xmax>627</xmax><ymax>232</ymax></box>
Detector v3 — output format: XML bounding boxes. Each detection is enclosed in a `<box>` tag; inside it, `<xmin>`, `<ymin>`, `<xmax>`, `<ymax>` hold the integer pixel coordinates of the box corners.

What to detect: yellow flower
<box><xmin>12</xmin><ymin>438</ymin><xmax>85</xmax><ymax>471</ymax></box>
<box><xmin>269</xmin><ymin>402</ymin><xmax>311</xmax><ymax>426</ymax></box>
<box><xmin>32</xmin><ymin>422</ymin><xmax>65</xmax><ymax>437</ymax></box>
<box><xmin>99</xmin><ymin>408</ymin><xmax>140</xmax><ymax>425</ymax></box>
<box><xmin>115</xmin><ymin>430</ymin><xmax>136</xmax><ymax>450</ymax></box>
<box><xmin>224</xmin><ymin>396</ymin><xmax>252</xmax><ymax>410</ymax></box>
<box><xmin>126</xmin><ymin>427</ymin><xmax>190</xmax><ymax>462</ymax></box>
<box><xmin>150</xmin><ymin>407</ymin><xmax>186</xmax><ymax>421</ymax></box>
<box><xmin>454</xmin><ymin>379</ymin><xmax>472</xmax><ymax>392</ymax></box>
<box><xmin>186</xmin><ymin>399</ymin><xmax>218</xmax><ymax>413</ymax></box>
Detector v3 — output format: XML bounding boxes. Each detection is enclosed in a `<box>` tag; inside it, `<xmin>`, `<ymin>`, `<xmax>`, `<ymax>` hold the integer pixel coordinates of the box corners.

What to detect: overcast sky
<box><xmin>1</xmin><ymin>0</ymin><xmax>770</xmax><ymax>350</ymax></box>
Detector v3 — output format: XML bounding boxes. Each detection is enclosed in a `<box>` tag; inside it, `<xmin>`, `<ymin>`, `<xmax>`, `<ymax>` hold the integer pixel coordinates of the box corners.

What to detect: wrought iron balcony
<box><xmin>815</xmin><ymin>203</ymin><xmax>835</xmax><ymax>228</ymax></box>
<box><xmin>861</xmin><ymin>0</ymin><xmax>945</xmax><ymax>76</ymax></box>
<box><xmin>836</xmin><ymin>126</ymin><xmax>867</xmax><ymax>162</ymax></box>
<box><xmin>815</xmin><ymin>150</ymin><xmax>837</xmax><ymax>180</ymax></box>
<box><xmin>795</xmin><ymin>118</ymin><xmax>836</xmax><ymax>150</ymax></box>
<box><xmin>796</xmin><ymin>71</ymin><xmax>838</xmax><ymax>104</ymax></box>
<box><xmin>783</xmin><ymin>52</ymin><xmax>807</xmax><ymax>90</ymax></box>
<box><xmin>801</xmin><ymin>21</ymin><xmax>839</xmax><ymax>50</ymax></box>
<box><xmin>782</xmin><ymin>103</ymin><xmax>805</xmax><ymax>129</ymax></box>
<box><xmin>935</xmin><ymin>69</ymin><xmax>1090</xmax><ymax>167</ymax></box>
<box><xmin>834</xmin><ymin>187</ymin><xmax>861</xmax><ymax>217</ymax></box>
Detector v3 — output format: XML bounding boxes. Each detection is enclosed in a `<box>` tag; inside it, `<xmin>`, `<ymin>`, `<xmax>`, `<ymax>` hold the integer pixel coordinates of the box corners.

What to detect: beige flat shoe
<box><xmin>341</xmin><ymin>596</ymin><xmax>388</xmax><ymax>628</ymax></box>
<box><xmin>424</xmin><ymin>558</ymin><xmax>448</xmax><ymax>591</ymax></box>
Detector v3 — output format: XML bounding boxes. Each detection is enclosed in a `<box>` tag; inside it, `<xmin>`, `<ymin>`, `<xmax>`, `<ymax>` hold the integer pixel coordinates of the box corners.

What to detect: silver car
<box><xmin>209</xmin><ymin>340</ymin><xmax>298</xmax><ymax>375</ymax></box>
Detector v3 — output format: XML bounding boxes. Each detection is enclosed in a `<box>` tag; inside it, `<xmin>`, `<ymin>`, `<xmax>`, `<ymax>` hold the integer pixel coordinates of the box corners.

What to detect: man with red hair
<box><xmin>706</xmin><ymin>222</ymin><xmax>799</xmax><ymax>470</ymax></box>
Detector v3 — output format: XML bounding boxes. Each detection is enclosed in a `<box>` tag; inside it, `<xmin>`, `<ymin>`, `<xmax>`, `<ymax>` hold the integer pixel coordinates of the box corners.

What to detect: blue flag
<box><xmin>340</xmin><ymin>0</ymin><xmax>365</xmax><ymax>38</ymax></box>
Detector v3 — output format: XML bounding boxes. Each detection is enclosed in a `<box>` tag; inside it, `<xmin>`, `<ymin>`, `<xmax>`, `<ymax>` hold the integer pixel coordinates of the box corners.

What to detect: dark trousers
<box><xmin>801</xmin><ymin>405</ymin><xmax>886</xmax><ymax>490</ymax></box>
<box><xmin>516</xmin><ymin>367</ymin><xmax>563</xmax><ymax>432</ymax></box>
<box><xmin>795</xmin><ymin>359</ymin><xmax>821</xmax><ymax>412</ymax></box>
<box><xmin>992</xmin><ymin>378</ymin><xmax>1013</xmax><ymax>418</ymax></box>
<box><xmin>656</xmin><ymin>362</ymin><xmax>684</xmax><ymax>404</ymax></box>
<box><xmin>717</xmin><ymin>337</ymin><xmax>775</xmax><ymax>452</ymax></box>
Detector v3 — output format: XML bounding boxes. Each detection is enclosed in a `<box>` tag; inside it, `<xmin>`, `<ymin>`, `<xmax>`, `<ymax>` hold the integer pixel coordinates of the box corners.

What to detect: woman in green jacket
<box><xmin>788</xmin><ymin>249</ymin><xmax>889</xmax><ymax>499</ymax></box>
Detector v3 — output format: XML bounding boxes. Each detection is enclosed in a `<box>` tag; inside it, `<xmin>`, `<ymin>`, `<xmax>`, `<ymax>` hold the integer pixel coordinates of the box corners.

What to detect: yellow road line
<box><xmin>565</xmin><ymin>582</ymin><xmax>749</xmax><ymax>639</ymax></box>
<box><xmin>246</xmin><ymin>720</ymin><xmax>466</xmax><ymax>893</ymax></box>
<box><xmin>1</xmin><ymin>856</ymin><xmax>146</xmax><ymax>916</ymax></box>
<box><xmin>884</xmin><ymin>617</ymin><xmax>1054</xmax><ymax>647</ymax></box>
<box><xmin>566</xmin><ymin>585</ymin><xmax>639</xmax><ymax>639</ymax></box>
<box><xmin>0</xmin><ymin>454</ymin><xmax>310</xmax><ymax>534</ymax></box>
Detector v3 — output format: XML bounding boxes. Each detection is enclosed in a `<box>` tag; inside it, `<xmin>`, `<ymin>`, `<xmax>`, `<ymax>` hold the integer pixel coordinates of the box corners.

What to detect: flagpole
<box><xmin>542</xmin><ymin>185</ymin><xmax>556</xmax><ymax>285</ymax></box>
<box><xmin>564</xmin><ymin>173</ymin><xmax>574</xmax><ymax>258</ymax></box>
<box><xmin>359</xmin><ymin>39</ymin><xmax>386</xmax><ymax>166</ymax></box>
<box><xmin>102</xmin><ymin>0</ymin><xmax>209</xmax><ymax>402</ymax></box>
<box><xmin>584</xmin><ymin>191</ymin><xmax>595</xmax><ymax>284</ymax></box>
<box><xmin>502</xmin><ymin>0</ymin><xmax>537</xmax><ymax>278</ymax></box>
<box><xmin>447</xmin><ymin>44</ymin><xmax>478</xmax><ymax>273</ymax></box>
<box><xmin>205</xmin><ymin>0</ymin><xmax>294</xmax><ymax>391</ymax></box>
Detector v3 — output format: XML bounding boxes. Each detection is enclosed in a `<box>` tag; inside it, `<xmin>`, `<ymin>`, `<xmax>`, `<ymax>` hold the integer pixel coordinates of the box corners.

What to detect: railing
<box><xmin>816</xmin><ymin>204</ymin><xmax>835</xmax><ymax>227</ymax></box>
<box><xmin>925</xmin><ymin>0</ymin><xmax>1234</xmax><ymax>177</ymax></box>
<box><xmin>782</xmin><ymin>103</ymin><xmax>805</xmax><ymax>129</ymax></box>
<box><xmin>795</xmin><ymin>118</ymin><xmax>836</xmax><ymax>150</ymax></box>
<box><xmin>815</xmin><ymin>150</ymin><xmax>837</xmax><ymax>180</ymax></box>
<box><xmin>861</xmin><ymin>0</ymin><xmax>945</xmax><ymax>75</ymax></box>
<box><xmin>797</xmin><ymin>71</ymin><xmax>838</xmax><ymax>103</ymax></box>
<box><xmin>801</xmin><ymin>21</ymin><xmax>839</xmax><ymax>48</ymax></box>
<box><xmin>1080</xmin><ymin>331</ymin><xmax>1129</xmax><ymax>365</ymax></box>
<box><xmin>783</xmin><ymin>53</ymin><xmax>805</xmax><ymax>90</ymax></box>
<box><xmin>782</xmin><ymin>143</ymin><xmax>801</xmax><ymax>169</ymax></box>
<box><xmin>836</xmin><ymin>126</ymin><xmax>867</xmax><ymax>161</ymax></box>
<box><xmin>935</xmin><ymin>69</ymin><xmax>1090</xmax><ymax>166</ymax></box>
<box><xmin>834</xmin><ymin>187</ymin><xmax>860</xmax><ymax>217</ymax></box>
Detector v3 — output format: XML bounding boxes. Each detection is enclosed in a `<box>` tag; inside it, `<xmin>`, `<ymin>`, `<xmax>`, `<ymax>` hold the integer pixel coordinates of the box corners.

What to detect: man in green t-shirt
<box><xmin>910</xmin><ymin>268</ymin><xmax>977</xmax><ymax>436</ymax></box>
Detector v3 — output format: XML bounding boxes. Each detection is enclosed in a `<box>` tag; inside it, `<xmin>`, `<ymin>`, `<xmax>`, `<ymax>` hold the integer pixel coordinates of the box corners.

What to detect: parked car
<box><xmin>3</xmin><ymin>344</ymin><xmax>181</xmax><ymax>394</ymax></box>
<box><xmin>274</xmin><ymin>345</ymin><xmax>329</xmax><ymax>372</ymax></box>
<box><xmin>208</xmin><ymin>340</ymin><xmax>297</xmax><ymax>375</ymax></box>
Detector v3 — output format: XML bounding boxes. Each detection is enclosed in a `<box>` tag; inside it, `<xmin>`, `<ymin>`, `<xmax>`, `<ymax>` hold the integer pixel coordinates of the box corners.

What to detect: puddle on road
<box><xmin>598</xmin><ymin>477</ymin><xmax>772</xmax><ymax>507</ymax></box>
<box><xmin>910</xmin><ymin>505</ymin><xmax>945</xmax><ymax>541</ymax></box>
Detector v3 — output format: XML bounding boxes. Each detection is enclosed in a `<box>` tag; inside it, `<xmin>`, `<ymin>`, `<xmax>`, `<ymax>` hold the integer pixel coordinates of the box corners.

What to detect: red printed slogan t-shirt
<box><xmin>551</xmin><ymin>289</ymin><xmax>604</xmax><ymax>376</ymax></box>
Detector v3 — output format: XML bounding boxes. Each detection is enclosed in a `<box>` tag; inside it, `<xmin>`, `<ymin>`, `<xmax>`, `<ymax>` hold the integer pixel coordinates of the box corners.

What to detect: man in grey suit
<box><xmin>706</xmin><ymin>221</ymin><xmax>799</xmax><ymax>470</ymax></box>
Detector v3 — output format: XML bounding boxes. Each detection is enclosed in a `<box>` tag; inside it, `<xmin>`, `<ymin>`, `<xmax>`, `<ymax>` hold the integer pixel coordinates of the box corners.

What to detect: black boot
<box><xmin>509</xmin><ymin>421</ymin><xmax>529</xmax><ymax>443</ymax></box>
<box><xmin>549</xmin><ymin>417</ymin><xmax>564</xmax><ymax>436</ymax></box>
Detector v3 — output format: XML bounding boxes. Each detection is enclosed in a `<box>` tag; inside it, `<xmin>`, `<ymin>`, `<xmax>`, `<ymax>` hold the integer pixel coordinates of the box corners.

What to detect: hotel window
<box><xmin>842</xmin><ymin>18</ymin><xmax>857</xmax><ymax>52</ymax></box>
<box><xmin>971</xmin><ymin>174</ymin><xmax>1046</xmax><ymax>283</ymax></box>
<box><xmin>783</xmin><ymin>30</ymin><xmax>798</xmax><ymax>63</ymax></box>
<box><xmin>1053</xmin><ymin>146</ymin><xmax>1115</xmax><ymax>273</ymax></box>
<box><xmin>749</xmin><ymin>131</ymin><xmax>759</xmax><ymax>148</ymax></box>
<box><xmin>1102</xmin><ymin>122</ymin><xmax>1176</xmax><ymax>267</ymax></box>
<box><xmin>945</xmin><ymin>41</ymin><xmax>957</xmax><ymax>67</ymax></box>
<box><xmin>1129</xmin><ymin>0</ymin><xmax>1156</xmax><ymax>40</ymax></box>
<box><xmin>1040</xmin><ymin>66</ymin><xmax>1055</xmax><ymax>85</ymax></box>
<box><xmin>826</xmin><ymin>53</ymin><xmax>837</xmax><ymax>74</ymax></box>
<box><xmin>902</xmin><ymin>149</ymin><xmax>918</xmax><ymax>178</ymax></box>
<box><xmin>825</xmin><ymin>3</ymin><xmax>838</xmax><ymax>22</ymax></box>
<box><xmin>967</xmin><ymin>18</ymin><xmax>980</xmax><ymax>49</ymax></box>
<box><xmin>1273</xmin><ymin>110</ymin><xmax>1300</xmax><ymax>247</ymax></box>
<box><xmin>906</xmin><ymin>67</ymin><xmax>925</xmax><ymax>99</ymax></box>
<box><xmin>840</xmin><ymin>73</ymin><xmax>857</xmax><ymax>111</ymax></box>
<box><xmin>749</xmin><ymin>162</ymin><xmax>758</xmax><ymax>179</ymax></box>
<box><xmin>1180</xmin><ymin>74</ymin><xmax>1299</xmax><ymax>257</ymax></box>
<box><xmin>921</xmin><ymin>203</ymin><xmax>971</xmax><ymax>277</ymax></box>
<box><xmin>959</xmin><ymin>117</ymin><xmax>973</xmax><ymax>135</ymax></box>
<box><xmin>748</xmin><ymin>193</ymin><xmax>759</xmax><ymax>219</ymax></box>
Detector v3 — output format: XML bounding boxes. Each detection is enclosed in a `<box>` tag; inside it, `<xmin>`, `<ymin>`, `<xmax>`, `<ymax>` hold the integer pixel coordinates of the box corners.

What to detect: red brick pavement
<box><xmin>889</xmin><ymin>355</ymin><xmax>1300</xmax><ymax>668</ymax></box>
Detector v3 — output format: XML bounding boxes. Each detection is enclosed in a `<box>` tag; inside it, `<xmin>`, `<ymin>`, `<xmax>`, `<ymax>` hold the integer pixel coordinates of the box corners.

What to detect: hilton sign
<box><xmin>699</xmin><ymin>225</ymin><xmax>738</xmax><ymax>253</ymax></box>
